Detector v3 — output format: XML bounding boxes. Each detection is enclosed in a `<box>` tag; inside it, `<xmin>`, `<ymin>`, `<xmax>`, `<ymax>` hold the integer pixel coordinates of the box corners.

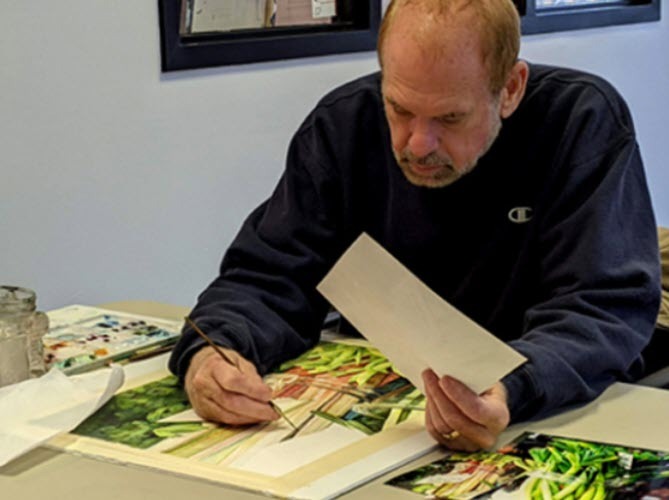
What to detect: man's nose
<box><xmin>407</xmin><ymin>118</ymin><xmax>439</xmax><ymax>158</ymax></box>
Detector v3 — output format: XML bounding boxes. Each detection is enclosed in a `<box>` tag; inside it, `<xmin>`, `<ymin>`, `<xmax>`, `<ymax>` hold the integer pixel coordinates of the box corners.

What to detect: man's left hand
<box><xmin>422</xmin><ymin>369</ymin><xmax>510</xmax><ymax>451</ymax></box>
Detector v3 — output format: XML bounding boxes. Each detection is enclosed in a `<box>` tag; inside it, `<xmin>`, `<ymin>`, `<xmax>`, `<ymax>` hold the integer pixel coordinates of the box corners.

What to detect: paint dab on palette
<box><xmin>44</xmin><ymin>306</ymin><xmax>182</xmax><ymax>374</ymax></box>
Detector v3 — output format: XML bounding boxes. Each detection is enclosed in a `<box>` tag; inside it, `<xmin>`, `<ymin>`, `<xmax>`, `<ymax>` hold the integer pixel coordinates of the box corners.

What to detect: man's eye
<box><xmin>392</xmin><ymin>105</ymin><xmax>411</xmax><ymax>116</ymax></box>
<box><xmin>437</xmin><ymin>116</ymin><xmax>460</xmax><ymax>125</ymax></box>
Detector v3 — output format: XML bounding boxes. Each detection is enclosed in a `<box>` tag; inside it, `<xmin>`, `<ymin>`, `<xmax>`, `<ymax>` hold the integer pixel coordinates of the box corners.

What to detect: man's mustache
<box><xmin>399</xmin><ymin>150</ymin><xmax>454</xmax><ymax>169</ymax></box>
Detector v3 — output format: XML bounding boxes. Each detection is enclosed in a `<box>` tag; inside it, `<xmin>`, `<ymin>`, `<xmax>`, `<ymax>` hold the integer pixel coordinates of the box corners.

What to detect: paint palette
<box><xmin>44</xmin><ymin>305</ymin><xmax>182</xmax><ymax>374</ymax></box>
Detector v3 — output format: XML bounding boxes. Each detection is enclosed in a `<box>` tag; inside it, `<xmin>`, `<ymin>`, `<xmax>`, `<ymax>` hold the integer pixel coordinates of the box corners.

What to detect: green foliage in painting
<box><xmin>73</xmin><ymin>375</ymin><xmax>204</xmax><ymax>449</ymax></box>
<box><xmin>279</xmin><ymin>341</ymin><xmax>425</xmax><ymax>435</ymax></box>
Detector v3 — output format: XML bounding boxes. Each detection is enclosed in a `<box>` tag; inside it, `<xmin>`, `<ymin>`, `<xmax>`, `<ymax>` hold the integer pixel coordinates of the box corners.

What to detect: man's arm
<box><xmin>503</xmin><ymin>136</ymin><xmax>661</xmax><ymax>423</ymax></box>
<box><xmin>169</xmin><ymin>124</ymin><xmax>349</xmax><ymax>424</ymax></box>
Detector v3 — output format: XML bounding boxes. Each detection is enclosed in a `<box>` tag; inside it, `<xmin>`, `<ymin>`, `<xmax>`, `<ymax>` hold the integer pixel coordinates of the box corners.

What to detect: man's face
<box><xmin>381</xmin><ymin>16</ymin><xmax>503</xmax><ymax>188</ymax></box>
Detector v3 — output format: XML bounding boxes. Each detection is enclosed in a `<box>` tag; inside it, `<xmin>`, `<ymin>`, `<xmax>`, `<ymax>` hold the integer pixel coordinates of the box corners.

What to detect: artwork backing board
<box><xmin>47</xmin><ymin>339</ymin><xmax>437</xmax><ymax>499</ymax></box>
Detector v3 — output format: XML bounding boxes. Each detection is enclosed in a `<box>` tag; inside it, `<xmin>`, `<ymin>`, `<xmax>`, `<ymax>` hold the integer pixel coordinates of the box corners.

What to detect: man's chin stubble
<box><xmin>399</xmin><ymin>163</ymin><xmax>467</xmax><ymax>188</ymax></box>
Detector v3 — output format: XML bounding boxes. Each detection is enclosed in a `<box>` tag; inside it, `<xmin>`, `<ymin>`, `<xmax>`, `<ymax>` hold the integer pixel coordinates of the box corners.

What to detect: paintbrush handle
<box><xmin>185</xmin><ymin>316</ymin><xmax>238</xmax><ymax>368</ymax></box>
<box><xmin>269</xmin><ymin>401</ymin><xmax>298</xmax><ymax>430</ymax></box>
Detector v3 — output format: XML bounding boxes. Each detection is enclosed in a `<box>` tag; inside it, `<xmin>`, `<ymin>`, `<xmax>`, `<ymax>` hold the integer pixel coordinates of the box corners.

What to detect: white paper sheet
<box><xmin>317</xmin><ymin>233</ymin><xmax>527</xmax><ymax>395</ymax></box>
<box><xmin>191</xmin><ymin>0</ymin><xmax>267</xmax><ymax>33</ymax></box>
<box><xmin>311</xmin><ymin>0</ymin><xmax>336</xmax><ymax>18</ymax></box>
<box><xmin>0</xmin><ymin>365</ymin><xmax>124</xmax><ymax>466</ymax></box>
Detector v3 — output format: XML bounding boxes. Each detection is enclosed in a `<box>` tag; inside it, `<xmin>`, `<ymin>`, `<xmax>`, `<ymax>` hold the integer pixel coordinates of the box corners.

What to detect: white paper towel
<box><xmin>0</xmin><ymin>365</ymin><xmax>124</xmax><ymax>466</ymax></box>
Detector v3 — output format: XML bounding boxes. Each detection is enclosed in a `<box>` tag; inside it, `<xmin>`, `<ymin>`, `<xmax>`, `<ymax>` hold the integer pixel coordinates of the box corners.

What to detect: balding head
<box><xmin>378</xmin><ymin>0</ymin><xmax>521</xmax><ymax>95</ymax></box>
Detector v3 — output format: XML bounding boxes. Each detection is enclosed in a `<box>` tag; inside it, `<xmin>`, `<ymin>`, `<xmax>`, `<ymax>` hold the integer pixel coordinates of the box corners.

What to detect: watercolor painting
<box><xmin>44</xmin><ymin>309</ymin><xmax>181</xmax><ymax>374</ymax></box>
<box><xmin>386</xmin><ymin>432</ymin><xmax>669</xmax><ymax>499</ymax></box>
<box><xmin>72</xmin><ymin>341</ymin><xmax>426</xmax><ymax>467</ymax></box>
<box><xmin>72</xmin><ymin>375</ymin><xmax>203</xmax><ymax>449</ymax></box>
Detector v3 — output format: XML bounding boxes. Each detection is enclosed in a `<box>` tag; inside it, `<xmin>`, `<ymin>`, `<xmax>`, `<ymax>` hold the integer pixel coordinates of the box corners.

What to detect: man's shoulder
<box><xmin>523</xmin><ymin>62</ymin><xmax>634</xmax><ymax>132</ymax></box>
<box><xmin>528</xmin><ymin>63</ymin><xmax>611</xmax><ymax>86</ymax></box>
<box><xmin>527</xmin><ymin>63</ymin><xmax>628</xmax><ymax>106</ymax></box>
<box><xmin>317</xmin><ymin>71</ymin><xmax>382</xmax><ymax>109</ymax></box>
<box><xmin>295</xmin><ymin>72</ymin><xmax>384</xmax><ymax>137</ymax></box>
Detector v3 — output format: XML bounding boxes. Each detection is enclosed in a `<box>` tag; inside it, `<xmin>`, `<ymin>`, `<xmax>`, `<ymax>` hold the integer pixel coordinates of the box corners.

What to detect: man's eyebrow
<box><xmin>386</xmin><ymin>96</ymin><xmax>467</xmax><ymax>120</ymax></box>
<box><xmin>385</xmin><ymin>96</ymin><xmax>406</xmax><ymax>110</ymax></box>
<box><xmin>437</xmin><ymin>111</ymin><xmax>468</xmax><ymax>120</ymax></box>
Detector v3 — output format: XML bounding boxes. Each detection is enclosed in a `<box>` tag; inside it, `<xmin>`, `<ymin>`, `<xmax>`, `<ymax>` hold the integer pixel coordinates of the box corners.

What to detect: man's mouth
<box><xmin>412</xmin><ymin>163</ymin><xmax>440</xmax><ymax>171</ymax></box>
<box><xmin>408</xmin><ymin>162</ymin><xmax>449</xmax><ymax>177</ymax></box>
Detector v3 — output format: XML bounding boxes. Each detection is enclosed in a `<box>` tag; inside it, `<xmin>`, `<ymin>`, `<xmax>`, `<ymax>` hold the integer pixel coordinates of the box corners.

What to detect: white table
<box><xmin>2</xmin><ymin>301</ymin><xmax>668</xmax><ymax>500</ymax></box>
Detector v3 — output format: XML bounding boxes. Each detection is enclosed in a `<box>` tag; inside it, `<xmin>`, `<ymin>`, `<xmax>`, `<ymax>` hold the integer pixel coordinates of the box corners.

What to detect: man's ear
<box><xmin>499</xmin><ymin>60</ymin><xmax>529</xmax><ymax>119</ymax></box>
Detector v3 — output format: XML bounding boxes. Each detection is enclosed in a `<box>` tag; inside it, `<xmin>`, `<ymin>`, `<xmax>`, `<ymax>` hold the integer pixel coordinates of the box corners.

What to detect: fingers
<box><xmin>192</xmin><ymin>389</ymin><xmax>277</xmax><ymax>425</ymax></box>
<box><xmin>422</xmin><ymin>370</ymin><xmax>508</xmax><ymax>451</ymax></box>
<box><xmin>425</xmin><ymin>395</ymin><xmax>475</xmax><ymax>450</ymax></box>
<box><xmin>188</xmin><ymin>390</ymin><xmax>270</xmax><ymax>426</ymax></box>
<box><xmin>438</xmin><ymin>376</ymin><xmax>510</xmax><ymax>433</ymax></box>
<box><xmin>185</xmin><ymin>346</ymin><xmax>278</xmax><ymax>425</ymax></box>
<box><xmin>212</xmin><ymin>348</ymin><xmax>273</xmax><ymax>401</ymax></box>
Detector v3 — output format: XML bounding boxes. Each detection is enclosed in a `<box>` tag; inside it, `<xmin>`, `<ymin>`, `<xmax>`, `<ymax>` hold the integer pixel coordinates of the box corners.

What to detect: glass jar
<box><xmin>0</xmin><ymin>286</ymin><xmax>49</xmax><ymax>387</ymax></box>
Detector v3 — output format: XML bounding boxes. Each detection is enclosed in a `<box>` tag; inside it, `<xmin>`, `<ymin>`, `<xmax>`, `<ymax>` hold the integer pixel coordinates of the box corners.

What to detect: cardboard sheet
<box><xmin>317</xmin><ymin>233</ymin><xmax>527</xmax><ymax>394</ymax></box>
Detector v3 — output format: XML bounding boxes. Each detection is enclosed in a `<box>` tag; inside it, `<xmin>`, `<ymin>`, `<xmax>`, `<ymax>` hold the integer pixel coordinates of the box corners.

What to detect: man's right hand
<box><xmin>184</xmin><ymin>346</ymin><xmax>279</xmax><ymax>425</ymax></box>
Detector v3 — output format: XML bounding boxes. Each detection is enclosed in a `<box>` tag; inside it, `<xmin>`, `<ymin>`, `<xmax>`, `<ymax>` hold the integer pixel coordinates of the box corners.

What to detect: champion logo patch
<box><xmin>508</xmin><ymin>206</ymin><xmax>533</xmax><ymax>224</ymax></box>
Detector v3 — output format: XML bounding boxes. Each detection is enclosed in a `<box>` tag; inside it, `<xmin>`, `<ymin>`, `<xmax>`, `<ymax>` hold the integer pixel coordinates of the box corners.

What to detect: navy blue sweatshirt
<box><xmin>170</xmin><ymin>64</ymin><xmax>661</xmax><ymax>422</ymax></box>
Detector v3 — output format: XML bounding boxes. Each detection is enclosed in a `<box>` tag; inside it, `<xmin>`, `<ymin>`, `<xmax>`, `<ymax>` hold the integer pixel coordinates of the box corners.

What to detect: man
<box><xmin>169</xmin><ymin>0</ymin><xmax>661</xmax><ymax>452</ymax></box>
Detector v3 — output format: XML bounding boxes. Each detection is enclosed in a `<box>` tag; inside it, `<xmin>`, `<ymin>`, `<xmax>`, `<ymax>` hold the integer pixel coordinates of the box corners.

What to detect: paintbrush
<box><xmin>184</xmin><ymin>316</ymin><xmax>297</xmax><ymax>430</ymax></box>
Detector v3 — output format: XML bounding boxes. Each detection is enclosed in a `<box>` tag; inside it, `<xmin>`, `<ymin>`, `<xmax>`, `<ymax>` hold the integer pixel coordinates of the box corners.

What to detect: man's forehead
<box><xmin>381</xmin><ymin>45</ymin><xmax>488</xmax><ymax>99</ymax></box>
<box><xmin>381</xmin><ymin>11</ymin><xmax>485</xmax><ymax>73</ymax></box>
<box><xmin>381</xmin><ymin>78</ymin><xmax>475</xmax><ymax>117</ymax></box>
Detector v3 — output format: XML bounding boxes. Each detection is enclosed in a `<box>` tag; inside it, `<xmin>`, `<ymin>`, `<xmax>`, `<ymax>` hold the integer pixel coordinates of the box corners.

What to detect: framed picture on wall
<box><xmin>158</xmin><ymin>0</ymin><xmax>660</xmax><ymax>72</ymax></box>
<box><xmin>515</xmin><ymin>0</ymin><xmax>661</xmax><ymax>34</ymax></box>
<box><xmin>158</xmin><ymin>0</ymin><xmax>381</xmax><ymax>72</ymax></box>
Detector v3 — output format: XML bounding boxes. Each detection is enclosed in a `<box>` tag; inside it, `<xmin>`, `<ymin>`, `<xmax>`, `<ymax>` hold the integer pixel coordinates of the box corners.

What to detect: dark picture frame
<box><xmin>158</xmin><ymin>0</ymin><xmax>660</xmax><ymax>73</ymax></box>
<box><xmin>516</xmin><ymin>0</ymin><xmax>661</xmax><ymax>34</ymax></box>
<box><xmin>158</xmin><ymin>0</ymin><xmax>381</xmax><ymax>72</ymax></box>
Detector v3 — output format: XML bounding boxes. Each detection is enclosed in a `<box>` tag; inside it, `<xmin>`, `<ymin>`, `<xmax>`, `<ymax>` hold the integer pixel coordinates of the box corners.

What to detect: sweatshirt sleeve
<box><xmin>504</xmin><ymin>132</ymin><xmax>661</xmax><ymax>422</ymax></box>
<box><xmin>168</xmin><ymin>128</ymin><xmax>346</xmax><ymax>380</ymax></box>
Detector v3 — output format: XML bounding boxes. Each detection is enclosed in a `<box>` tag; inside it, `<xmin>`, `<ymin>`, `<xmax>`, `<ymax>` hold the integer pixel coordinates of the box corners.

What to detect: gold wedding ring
<box><xmin>441</xmin><ymin>430</ymin><xmax>460</xmax><ymax>440</ymax></box>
